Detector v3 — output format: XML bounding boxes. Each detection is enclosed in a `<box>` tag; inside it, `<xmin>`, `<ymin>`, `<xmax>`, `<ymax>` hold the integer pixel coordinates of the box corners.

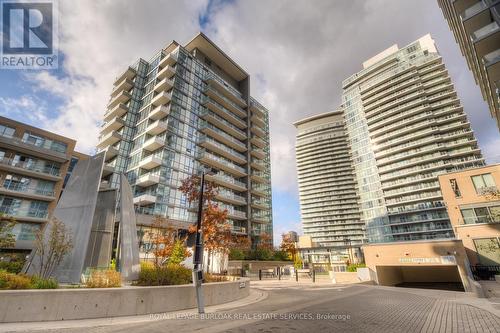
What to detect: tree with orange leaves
<box><xmin>180</xmin><ymin>174</ymin><xmax>232</xmax><ymax>273</ymax></box>
<box><xmin>280</xmin><ymin>233</ymin><xmax>297</xmax><ymax>261</ymax></box>
<box><xmin>257</xmin><ymin>232</ymin><xmax>273</xmax><ymax>251</ymax></box>
<box><xmin>147</xmin><ymin>216</ymin><xmax>190</xmax><ymax>268</ymax></box>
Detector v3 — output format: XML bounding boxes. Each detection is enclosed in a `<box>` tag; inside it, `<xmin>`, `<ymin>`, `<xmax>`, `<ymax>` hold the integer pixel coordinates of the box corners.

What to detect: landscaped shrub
<box><xmin>229</xmin><ymin>248</ymin><xmax>245</xmax><ymax>260</ymax></box>
<box><xmin>0</xmin><ymin>270</ymin><xmax>32</xmax><ymax>289</ymax></box>
<box><xmin>272</xmin><ymin>250</ymin><xmax>289</xmax><ymax>261</ymax></box>
<box><xmin>204</xmin><ymin>273</ymin><xmax>228</xmax><ymax>283</ymax></box>
<box><xmin>347</xmin><ymin>263</ymin><xmax>366</xmax><ymax>272</ymax></box>
<box><xmin>30</xmin><ymin>275</ymin><xmax>58</xmax><ymax>289</ymax></box>
<box><xmin>0</xmin><ymin>260</ymin><xmax>24</xmax><ymax>274</ymax></box>
<box><xmin>85</xmin><ymin>269</ymin><xmax>122</xmax><ymax>288</ymax></box>
<box><xmin>135</xmin><ymin>263</ymin><xmax>192</xmax><ymax>286</ymax></box>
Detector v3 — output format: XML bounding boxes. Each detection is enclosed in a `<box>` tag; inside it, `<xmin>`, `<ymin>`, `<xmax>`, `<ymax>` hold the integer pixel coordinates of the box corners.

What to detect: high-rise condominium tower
<box><xmin>294</xmin><ymin>111</ymin><xmax>364</xmax><ymax>248</ymax></box>
<box><xmin>438</xmin><ymin>0</ymin><xmax>500</xmax><ymax>131</ymax></box>
<box><xmin>341</xmin><ymin>34</ymin><xmax>484</xmax><ymax>243</ymax></box>
<box><xmin>96</xmin><ymin>33</ymin><xmax>272</xmax><ymax>245</ymax></box>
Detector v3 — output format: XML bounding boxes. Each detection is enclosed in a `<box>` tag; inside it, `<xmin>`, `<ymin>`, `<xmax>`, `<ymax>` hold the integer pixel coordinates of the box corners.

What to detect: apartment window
<box><xmin>0</xmin><ymin>124</ymin><xmax>15</xmax><ymax>138</ymax></box>
<box><xmin>460</xmin><ymin>205</ymin><xmax>500</xmax><ymax>224</ymax></box>
<box><xmin>450</xmin><ymin>178</ymin><xmax>461</xmax><ymax>197</ymax></box>
<box><xmin>471</xmin><ymin>173</ymin><xmax>496</xmax><ymax>194</ymax></box>
<box><xmin>473</xmin><ymin>238</ymin><xmax>500</xmax><ymax>265</ymax></box>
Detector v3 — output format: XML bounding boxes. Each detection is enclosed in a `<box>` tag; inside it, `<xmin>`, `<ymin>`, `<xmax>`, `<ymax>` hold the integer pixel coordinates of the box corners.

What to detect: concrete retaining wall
<box><xmin>0</xmin><ymin>278</ymin><xmax>250</xmax><ymax>323</ymax></box>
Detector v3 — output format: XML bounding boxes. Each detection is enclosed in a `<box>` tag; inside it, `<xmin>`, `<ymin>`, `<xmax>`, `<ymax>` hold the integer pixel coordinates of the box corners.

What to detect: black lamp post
<box><xmin>193</xmin><ymin>168</ymin><xmax>216</xmax><ymax>314</ymax></box>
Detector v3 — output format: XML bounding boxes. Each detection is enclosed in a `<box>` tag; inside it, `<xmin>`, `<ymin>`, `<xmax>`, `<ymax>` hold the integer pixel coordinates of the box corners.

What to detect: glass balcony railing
<box><xmin>199</xmin><ymin>121</ymin><xmax>246</xmax><ymax>150</ymax></box>
<box><xmin>0</xmin><ymin>157</ymin><xmax>61</xmax><ymax>177</ymax></box>
<box><xmin>473</xmin><ymin>21</ymin><xmax>499</xmax><ymax>41</ymax></box>
<box><xmin>199</xmin><ymin>107</ymin><xmax>246</xmax><ymax>137</ymax></box>
<box><xmin>198</xmin><ymin>134</ymin><xmax>246</xmax><ymax>161</ymax></box>
<box><xmin>0</xmin><ymin>205</ymin><xmax>49</xmax><ymax>219</ymax></box>
<box><xmin>201</xmin><ymin>95</ymin><xmax>246</xmax><ymax>126</ymax></box>
<box><xmin>204</xmin><ymin>86</ymin><xmax>246</xmax><ymax>116</ymax></box>
<box><xmin>2</xmin><ymin>182</ymin><xmax>55</xmax><ymax>197</ymax></box>
<box><xmin>197</xmin><ymin>149</ymin><xmax>246</xmax><ymax>174</ymax></box>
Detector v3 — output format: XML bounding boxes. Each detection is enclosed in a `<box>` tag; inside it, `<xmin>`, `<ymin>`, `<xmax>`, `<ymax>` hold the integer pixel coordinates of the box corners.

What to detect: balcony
<box><xmin>205</xmin><ymin>173</ymin><xmax>247</xmax><ymax>192</ymax></box>
<box><xmin>145</xmin><ymin>120</ymin><xmax>168</xmax><ymax>136</ymax></box>
<box><xmin>142</xmin><ymin>137</ymin><xmax>165</xmax><ymax>151</ymax></box>
<box><xmin>100</xmin><ymin>116</ymin><xmax>125</xmax><ymax>135</ymax></box>
<box><xmin>216</xmin><ymin>191</ymin><xmax>247</xmax><ymax>205</ymax></box>
<box><xmin>97</xmin><ymin>131</ymin><xmax>122</xmax><ymax>149</ymax></box>
<box><xmin>251</xmin><ymin>147</ymin><xmax>266</xmax><ymax>160</ymax></box>
<box><xmin>251</xmin><ymin>199</ymin><xmax>270</xmax><ymax>210</ymax></box>
<box><xmin>103</xmin><ymin>146</ymin><xmax>119</xmax><ymax>161</ymax></box>
<box><xmin>159</xmin><ymin>52</ymin><xmax>177</xmax><ymax>68</ymax></box>
<box><xmin>113</xmin><ymin>67</ymin><xmax>136</xmax><ymax>86</ymax></box>
<box><xmin>230</xmin><ymin>225</ymin><xmax>247</xmax><ymax>234</ymax></box>
<box><xmin>205</xmin><ymin>74</ymin><xmax>246</xmax><ymax>107</ymax></box>
<box><xmin>0</xmin><ymin>157</ymin><xmax>61</xmax><ymax>181</ymax></box>
<box><xmin>133</xmin><ymin>193</ymin><xmax>156</xmax><ymax>206</ymax></box>
<box><xmin>136</xmin><ymin>173</ymin><xmax>160</xmax><ymax>187</ymax></box>
<box><xmin>251</xmin><ymin>184</ymin><xmax>268</xmax><ymax>197</ymax></box>
<box><xmin>250</xmin><ymin>100</ymin><xmax>266</xmax><ymax>118</ymax></box>
<box><xmin>149</xmin><ymin>104</ymin><xmax>171</xmax><ymax>121</ymax></box>
<box><xmin>251</xmin><ymin>113</ymin><xmax>266</xmax><ymax>128</ymax></box>
<box><xmin>473</xmin><ymin>21</ymin><xmax>500</xmax><ymax>57</ymax></box>
<box><xmin>0</xmin><ymin>206</ymin><xmax>48</xmax><ymax>223</ymax></box>
<box><xmin>103</xmin><ymin>103</ymin><xmax>128</xmax><ymax>122</ymax></box>
<box><xmin>0</xmin><ymin>183</ymin><xmax>56</xmax><ymax>202</ymax></box>
<box><xmin>251</xmin><ymin>125</ymin><xmax>266</xmax><ymax>138</ymax></box>
<box><xmin>204</xmin><ymin>86</ymin><xmax>247</xmax><ymax>118</ymax></box>
<box><xmin>251</xmin><ymin>158</ymin><xmax>266</xmax><ymax>171</ymax></box>
<box><xmin>199</xmin><ymin>108</ymin><xmax>246</xmax><ymax>140</ymax></box>
<box><xmin>102</xmin><ymin>163</ymin><xmax>114</xmax><ymax>177</ymax></box>
<box><xmin>198</xmin><ymin>135</ymin><xmax>246</xmax><ymax>164</ymax></box>
<box><xmin>251</xmin><ymin>170</ymin><xmax>267</xmax><ymax>183</ymax></box>
<box><xmin>138</xmin><ymin>155</ymin><xmax>162</xmax><ymax>169</ymax></box>
<box><xmin>111</xmin><ymin>77</ymin><xmax>133</xmax><ymax>97</ymax></box>
<box><xmin>201</xmin><ymin>96</ymin><xmax>246</xmax><ymax>128</ymax></box>
<box><xmin>252</xmin><ymin>214</ymin><xmax>270</xmax><ymax>224</ymax></box>
<box><xmin>157</xmin><ymin>65</ymin><xmax>175</xmax><ymax>80</ymax></box>
<box><xmin>250</xmin><ymin>135</ymin><xmax>266</xmax><ymax>149</ymax></box>
<box><xmin>197</xmin><ymin>150</ymin><xmax>246</xmax><ymax>177</ymax></box>
<box><xmin>199</xmin><ymin>121</ymin><xmax>247</xmax><ymax>152</ymax></box>
<box><xmin>228</xmin><ymin>210</ymin><xmax>247</xmax><ymax>220</ymax></box>
<box><xmin>107</xmin><ymin>90</ymin><xmax>131</xmax><ymax>109</ymax></box>
<box><xmin>151</xmin><ymin>91</ymin><xmax>172</xmax><ymax>106</ymax></box>
<box><xmin>154</xmin><ymin>77</ymin><xmax>174</xmax><ymax>92</ymax></box>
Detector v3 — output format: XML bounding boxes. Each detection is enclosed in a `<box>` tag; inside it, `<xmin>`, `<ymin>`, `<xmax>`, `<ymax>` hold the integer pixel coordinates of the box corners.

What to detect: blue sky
<box><xmin>1</xmin><ymin>0</ymin><xmax>499</xmax><ymax>245</ymax></box>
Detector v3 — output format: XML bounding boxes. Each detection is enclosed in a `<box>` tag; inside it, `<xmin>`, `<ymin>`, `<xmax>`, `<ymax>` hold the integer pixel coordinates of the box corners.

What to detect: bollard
<box><xmin>313</xmin><ymin>267</ymin><xmax>316</xmax><ymax>283</ymax></box>
<box><xmin>241</xmin><ymin>268</ymin><xmax>244</xmax><ymax>277</ymax></box>
<box><xmin>278</xmin><ymin>266</ymin><xmax>281</xmax><ymax>280</ymax></box>
<box><xmin>295</xmin><ymin>269</ymin><xmax>298</xmax><ymax>282</ymax></box>
<box><xmin>259</xmin><ymin>269</ymin><xmax>262</xmax><ymax>280</ymax></box>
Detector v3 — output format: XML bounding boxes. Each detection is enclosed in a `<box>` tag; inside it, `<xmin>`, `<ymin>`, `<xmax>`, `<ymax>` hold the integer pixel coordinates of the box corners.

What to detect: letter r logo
<box><xmin>2</xmin><ymin>1</ymin><xmax>53</xmax><ymax>54</ymax></box>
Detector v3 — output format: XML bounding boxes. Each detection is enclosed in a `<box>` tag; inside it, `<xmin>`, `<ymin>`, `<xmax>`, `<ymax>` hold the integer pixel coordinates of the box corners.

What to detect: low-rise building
<box><xmin>438</xmin><ymin>164</ymin><xmax>500</xmax><ymax>267</ymax></box>
<box><xmin>0</xmin><ymin>116</ymin><xmax>77</xmax><ymax>256</ymax></box>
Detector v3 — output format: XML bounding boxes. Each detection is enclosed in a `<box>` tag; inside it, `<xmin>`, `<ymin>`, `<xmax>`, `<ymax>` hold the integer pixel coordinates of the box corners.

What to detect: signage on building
<box><xmin>398</xmin><ymin>256</ymin><xmax>456</xmax><ymax>265</ymax></box>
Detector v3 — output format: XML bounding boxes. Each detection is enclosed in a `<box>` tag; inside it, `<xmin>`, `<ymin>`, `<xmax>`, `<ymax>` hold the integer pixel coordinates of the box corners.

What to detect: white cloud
<box><xmin>0</xmin><ymin>95</ymin><xmax>49</xmax><ymax>124</ymax></box>
<box><xmin>24</xmin><ymin>0</ymin><xmax>208</xmax><ymax>153</ymax></box>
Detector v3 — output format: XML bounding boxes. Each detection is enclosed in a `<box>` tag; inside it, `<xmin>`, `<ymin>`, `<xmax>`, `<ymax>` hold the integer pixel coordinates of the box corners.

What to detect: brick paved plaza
<box><xmin>4</xmin><ymin>280</ymin><xmax>499</xmax><ymax>333</ymax></box>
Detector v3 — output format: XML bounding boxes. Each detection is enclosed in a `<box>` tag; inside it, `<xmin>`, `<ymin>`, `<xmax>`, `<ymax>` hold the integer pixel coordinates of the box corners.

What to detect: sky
<box><xmin>1</xmin><ymin>0</ymin><xmax>499</xmax><ymax>245</ymax></box>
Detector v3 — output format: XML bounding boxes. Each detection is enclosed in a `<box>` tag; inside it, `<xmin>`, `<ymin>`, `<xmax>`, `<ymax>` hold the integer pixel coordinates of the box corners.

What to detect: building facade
<box><xmin>294</xmin><ymin>111</ymin><xmax>364</xmax><ymax>249</ymax></box>
<box><xmin>438</xmin><ymin>164</ymin><xmax>500</xmax><ymax>266</ymax></box>
<box><xmin>341</xmin><ymin>34</ymin><xmax>485</xmax><ymax>243</ymax></box>
<box><xmin>0</xmin><ymin>116</ymin><xmax>77</xmax><ymax>255</ymax></box>
<box><xmin>96</xmin><ymin>33</ymin><xmax>273</xmax><ymax>246</ymax></box>
<box><xmin>438</xmin><ymin>0</ymin><xmax>500</xmax><ymax>131</ymax></box>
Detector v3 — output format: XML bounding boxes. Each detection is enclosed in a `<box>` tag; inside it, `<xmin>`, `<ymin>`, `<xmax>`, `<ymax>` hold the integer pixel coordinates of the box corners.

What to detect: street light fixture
<box><xmin>193</xmin><ymin>167</ymin><xmax>217</xmax><ymax>314</ymax></box>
